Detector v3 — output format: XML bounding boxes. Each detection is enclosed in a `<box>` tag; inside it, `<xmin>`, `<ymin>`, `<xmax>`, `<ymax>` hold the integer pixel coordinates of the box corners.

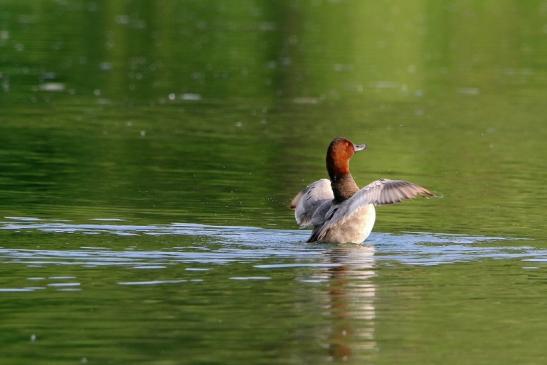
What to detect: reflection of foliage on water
<box><xmin>0</xmin><ymin>0</ymin><xmax>546</xmax><ymax>239</ymax></box>
<box><xmin>1</xmin><ymin>1</ymin><xmax>546</xmax><ymax>101</ymax></box>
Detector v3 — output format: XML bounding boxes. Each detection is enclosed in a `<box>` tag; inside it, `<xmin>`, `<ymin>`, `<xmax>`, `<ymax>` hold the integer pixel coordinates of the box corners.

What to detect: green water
<box><xmin>1</xmin><ymin>1</ymin><xmax>547</xmax><ymax>364</ymax></box>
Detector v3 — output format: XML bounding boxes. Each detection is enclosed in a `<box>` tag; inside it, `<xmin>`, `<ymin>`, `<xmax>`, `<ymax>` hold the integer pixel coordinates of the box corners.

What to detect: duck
<box><xmin>290</xmin><ymin>137</ymin><xmax>433</xmax><ymax>243</ymax></box>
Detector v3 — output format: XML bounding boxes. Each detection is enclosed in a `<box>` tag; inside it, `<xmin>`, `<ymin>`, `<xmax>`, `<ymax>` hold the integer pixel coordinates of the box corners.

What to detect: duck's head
<box><xmin>326</xmin><ymin>137</ymin><xmax>367</xmax><ymax>180</ymax></box>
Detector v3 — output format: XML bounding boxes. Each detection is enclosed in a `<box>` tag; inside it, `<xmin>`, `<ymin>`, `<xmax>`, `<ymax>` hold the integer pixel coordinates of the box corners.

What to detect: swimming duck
<box><xmin>291</xmin><ymin>137</ymin><xmax>433</xmax><ymax>243</ymax></box>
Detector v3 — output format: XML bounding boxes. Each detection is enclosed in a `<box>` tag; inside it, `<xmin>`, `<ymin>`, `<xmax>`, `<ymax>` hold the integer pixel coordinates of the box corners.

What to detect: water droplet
<box><xmin>100</xmin><ymin>62</ymin><xmax>112</xmax><ymax>71</ymax></box>
<box><xmin>38</xmin><ymin>82</ymin><xmax>65</xmax><ymax>92</ymax></box>
<box><xmin>292</xmin><ymin>97</ymin><xmax>319</xmax><ymax>105</ymax></box>
<box><xmin>116</xmin><ymin>15</ymin><xmax>129</xmax><ymax>25</ymax></box>
<box><xmin>181</xmin><ymin>93</ymin><xmax>201</xmax><ymax>101</ymax></box>
<box><xmin>457</xmin><ymin>87</ymin><xmax>480</xmax><ymax>95</ymax></box>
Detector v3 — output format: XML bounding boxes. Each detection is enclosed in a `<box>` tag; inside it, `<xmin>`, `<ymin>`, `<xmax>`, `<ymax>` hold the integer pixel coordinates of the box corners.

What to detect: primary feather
<box><xmin>291</xmin><ymin>179</ymin><xmax>333</xmax><ymax>227</ymax></box>
<box><xmin>315</xmin><ymin>179</ymin><xmax>433</xmax><ymax>240</ymax></box>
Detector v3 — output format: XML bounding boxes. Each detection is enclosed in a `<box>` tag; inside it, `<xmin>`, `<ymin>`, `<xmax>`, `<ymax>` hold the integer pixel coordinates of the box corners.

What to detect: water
<box><xmin>1</xmin><ymin>1</ymin><xmax>547</xmax><ymax>364</ymax></box>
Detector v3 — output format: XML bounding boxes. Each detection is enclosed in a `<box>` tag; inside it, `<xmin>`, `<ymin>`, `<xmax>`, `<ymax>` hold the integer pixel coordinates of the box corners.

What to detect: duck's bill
<box><xmin>354</xmin><ymin>143</ymin><xmax>367</xmax><ymax>152</ymax></box>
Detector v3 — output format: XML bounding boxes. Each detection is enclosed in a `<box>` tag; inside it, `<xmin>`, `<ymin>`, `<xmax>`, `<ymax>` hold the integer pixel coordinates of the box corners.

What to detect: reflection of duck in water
<box><xmin>291</xmin><ymin>137</ymin><xmax>433</xmax><ymax>243</ymax></box>
<box><xmin>326</xmin><ymin>245</ymin><xmax>376</xmax><ymax>361</ymax></box>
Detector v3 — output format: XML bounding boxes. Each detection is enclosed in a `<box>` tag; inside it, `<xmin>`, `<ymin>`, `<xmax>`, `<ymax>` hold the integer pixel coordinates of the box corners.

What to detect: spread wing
<box><xmin>290</xmin><ymin>179</ymin><xmax>334</xmax><ymax>227</ymax></box>
<box><xmin>316</xmin><ymin>179</ymin><xmax>433</xmax><ymax>239</ymax></box>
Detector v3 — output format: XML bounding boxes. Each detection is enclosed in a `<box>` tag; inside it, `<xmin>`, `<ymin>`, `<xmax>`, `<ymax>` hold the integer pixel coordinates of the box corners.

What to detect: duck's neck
<box><xmin>330</xmin><ymin>173</ymin><xmax>359</xmax><ymax>202</ymax></box>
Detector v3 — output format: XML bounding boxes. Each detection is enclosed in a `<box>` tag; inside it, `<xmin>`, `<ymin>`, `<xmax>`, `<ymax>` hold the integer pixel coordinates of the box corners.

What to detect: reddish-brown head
<box><xmin>326</xmin><ymin>137</ymin><xmax>367</xmax><ymax>181</ymax></box>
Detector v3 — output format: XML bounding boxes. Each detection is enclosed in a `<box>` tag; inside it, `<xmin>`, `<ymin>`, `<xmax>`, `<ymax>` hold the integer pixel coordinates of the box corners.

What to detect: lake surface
<box><xmin>1</xmin><ymin>1</ymin><xmax>547</xmax><ymax>364</ymax></box>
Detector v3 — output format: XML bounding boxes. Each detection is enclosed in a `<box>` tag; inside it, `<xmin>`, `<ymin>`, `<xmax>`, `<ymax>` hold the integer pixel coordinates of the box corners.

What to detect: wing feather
<box><xmin>291</xmin><ymin>179</ymin><xmax>334</xmax><ymax>227</ymax></box>
<box><xmin>317</xmin><ymin>179</ymin><xmax>433</xmax><ymax>239</ymax></box>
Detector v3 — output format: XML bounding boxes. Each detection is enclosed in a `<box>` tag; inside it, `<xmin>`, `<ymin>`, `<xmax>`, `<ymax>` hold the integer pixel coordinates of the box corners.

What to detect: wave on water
<box><xmin>0</xmin><ymin>217</ymin><xmax>542</xmax><ymax>267</ymax></box>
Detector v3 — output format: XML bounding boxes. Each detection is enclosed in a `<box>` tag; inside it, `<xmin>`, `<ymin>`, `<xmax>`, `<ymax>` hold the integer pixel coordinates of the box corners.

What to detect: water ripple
<box><xmin>0</xmin><ymin>218</ymin><xmax>543</xmax><ymax>268</ymax></box>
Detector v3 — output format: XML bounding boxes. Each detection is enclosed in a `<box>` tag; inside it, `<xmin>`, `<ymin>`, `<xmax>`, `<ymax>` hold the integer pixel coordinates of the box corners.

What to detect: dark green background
<box><xmin>1</xmin><ymin>1</ymin><xmax>546</xmax><ymax>364</ymax></box>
